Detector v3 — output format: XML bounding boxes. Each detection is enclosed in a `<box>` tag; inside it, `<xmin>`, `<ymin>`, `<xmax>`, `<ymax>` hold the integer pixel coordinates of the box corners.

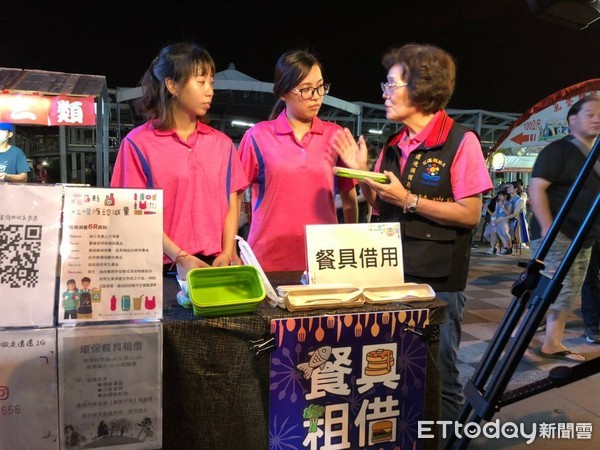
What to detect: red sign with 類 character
<box><xmin>0</xmin><ymin>93</ymin><xmax>96</xmax><ymax>126</ymax></box>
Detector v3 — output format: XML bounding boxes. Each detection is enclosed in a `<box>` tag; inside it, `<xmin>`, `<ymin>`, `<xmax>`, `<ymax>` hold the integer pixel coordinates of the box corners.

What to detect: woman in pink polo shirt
<box><xmin>238</xmin><ymin>50</ymin><xmax>357</xmax><ymax>272</ymax></box>
<box><xmin>110</xmin><ymin>42</ymin><xmax>248</xmax><ymax>279</ymax></box>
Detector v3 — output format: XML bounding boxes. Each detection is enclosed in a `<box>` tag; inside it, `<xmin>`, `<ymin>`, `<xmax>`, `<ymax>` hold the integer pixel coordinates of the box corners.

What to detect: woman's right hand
<box><xmin>177</xmin><ymin>254</ymin><xmax>209</xmax><ymax>280</ymax></box>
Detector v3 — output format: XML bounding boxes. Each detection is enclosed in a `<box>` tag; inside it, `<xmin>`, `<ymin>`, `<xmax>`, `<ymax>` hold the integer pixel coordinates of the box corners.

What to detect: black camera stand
<box><xmin>444</xmin><ymin>137</ymin><xmax>600</xmax><ymax>449</ymax></box>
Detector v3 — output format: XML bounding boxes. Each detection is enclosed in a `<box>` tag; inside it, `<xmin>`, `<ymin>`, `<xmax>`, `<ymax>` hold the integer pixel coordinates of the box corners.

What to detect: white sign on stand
<box><xmin>0</xmin><ymin>184</ymin><xmax>62</xmax><ymax>328</ymax></box>
<box><xmin>306</xmin><ymin>222</ymin><xmax>404</xmax><ymax>287</ymax></box>
<box><xmin>0</xmin><ymin>328</ymin><xmax>59</xmax><ymax>450</ymax></box>
<box><xmin>58</xmin><ymin>322</ymin><xmax>163</xmax><ymax>450</ymax></box>
<box><xmin>59</xmin><ymin>187</ymin><xmax>163</xmax><ymax>323</ymax></box>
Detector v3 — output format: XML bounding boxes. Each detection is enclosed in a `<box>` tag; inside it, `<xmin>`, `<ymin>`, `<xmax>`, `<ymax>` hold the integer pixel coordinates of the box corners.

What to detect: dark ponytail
<box><xmin>136</xmin><ymin>42</ymin><xmax>216</xmax><ymax>129</ymax></box>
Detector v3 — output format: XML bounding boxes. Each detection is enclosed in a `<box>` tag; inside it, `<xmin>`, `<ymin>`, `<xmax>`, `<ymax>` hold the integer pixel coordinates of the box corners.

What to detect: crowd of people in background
<box><xmin>478</xmin><ymin>180</ymin><xmax>530</xmax><ymax>255</ymax></box>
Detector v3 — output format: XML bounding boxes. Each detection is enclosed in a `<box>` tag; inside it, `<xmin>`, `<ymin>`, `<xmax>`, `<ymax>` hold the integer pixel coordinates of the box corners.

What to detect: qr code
<box><xmin>0</xmin><ymin>224</ymin><xmax>43</xmax><ymax>288</ymax></box>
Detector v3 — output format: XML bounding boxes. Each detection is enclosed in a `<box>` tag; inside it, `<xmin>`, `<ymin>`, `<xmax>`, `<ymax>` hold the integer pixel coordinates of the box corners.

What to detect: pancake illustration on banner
<box><xmin>365</xmin><ymin>348</ymin><xmax>394</xmax><ymax>376</ymax></box>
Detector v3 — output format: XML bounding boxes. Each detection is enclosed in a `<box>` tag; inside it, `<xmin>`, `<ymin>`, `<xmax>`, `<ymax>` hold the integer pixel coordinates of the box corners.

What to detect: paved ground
<box><xmin>457</xmin><ymin>245</ymin><xmax>600</xmax><ymax>449</ymax></box>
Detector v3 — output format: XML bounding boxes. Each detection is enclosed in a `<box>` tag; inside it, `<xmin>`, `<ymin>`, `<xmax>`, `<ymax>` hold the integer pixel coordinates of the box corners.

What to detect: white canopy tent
<box><xmin>491</xmin><ymin>78</ymin><xmax>600</xmax><ymax>172</ymax></box>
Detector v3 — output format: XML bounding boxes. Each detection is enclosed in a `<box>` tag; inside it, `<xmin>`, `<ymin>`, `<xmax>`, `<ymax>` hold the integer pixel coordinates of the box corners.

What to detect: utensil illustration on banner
<box><xmin>344</xmin><ymin>315</ymin><xmax>353</xmax><ymax>328</ymax></box>
<box><xmin>270</xmin><ymin>320</ymin><xmax>277</xmax><ymax>334</ymax></box>
<box><xmin>382</xmin><ymin>312</ymin><xmax>390</xmax><ymax>325</ymax></box>
<box><xmin>401</xmin><ymin>370</ymin><xmax>410</xmax><ymax>396</ymax></box>
<box><xmin>414</xmin><ymin>376</ymin><xmax>423</xmax><ymax>390</ymax></box>
<box><xmin>408</xmin><ymin>312</ymin><xmax>416</xmax><ymax>329</ymax></box>
<box><xmin>278</xmin><ymin>322</ymin><xmax>284</xmax><ymax>345</ymax></box>
<box><xmin>398</xmin><ymin>310</ymin><xmax>407</xmax><ymax>325</ymax></box>
<box><xmin>327</xmin><ymin>315</ymin><xmax>335</xmax><ymax>329</ymax></box>
<box><xmin>286</xmin><ymin>318</ymin><xmax>296</xmax><ymax>332</ymax></box>
<box><xmin>354</xmin><ymin>316</ymin><xmax>363</xmax><ymax>337</ymax></box>
<box><xmin>309</xmin><ymin>317</ymin><xmax>314</xmax><ymax>332</ymax></box>
<box><xmin>364</xmin><ymin>313</ymin><xmax>369</xmax><ymax>330</ymax></box>
<box><xmin>391</xmin><ymin>314</ymin><xmax>396</xmax><ymax>338</ymax></box>
<box><xmin>336</xmin><ymin>316</ymin><xmax>342</xmax><ymax>342</ymax></box>
<box><xmin>316</xmin><ymin>317</ymin><xmax>325</xmax><ymax>342</ymax></box>
<box><xmin>297</xmin><ymin>319</ymin><xmax>307</xmax><ymax>342</ymax></box>
<box><xmin>371</xmin><ymin>315</ymin><xmax>380</xmax><ymax>337</ymax></box>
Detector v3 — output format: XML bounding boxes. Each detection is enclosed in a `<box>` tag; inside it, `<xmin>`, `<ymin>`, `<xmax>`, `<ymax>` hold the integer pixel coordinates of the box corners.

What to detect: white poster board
<box><xmin>58</xmin><ymin>322</ymin><xmax>163</xmax><ymax>450</ymax></box>
<box><xmin>306</xmin><ymin>223</ymin><xmax>404</xmax><ymax>287</ymax></box>
<box><xmin>0</xmin><ymin>328</ymin><xmax>59</xmax><ymax>450</ymax></box>
<box><xmin>58</xmin><ymin>187</ymin><xmax>163</xmax><ymax>324</ymax></box>
<box><xmin>0</xmin><ymin>184</ymin><xmax>62</xmax><ymax>327</ymax></box>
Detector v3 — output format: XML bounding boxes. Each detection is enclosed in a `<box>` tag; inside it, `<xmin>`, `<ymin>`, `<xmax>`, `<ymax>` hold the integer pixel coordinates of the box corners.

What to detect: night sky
<box><xmin>3</xmin><ymin>0</ymin><xmax>599</xmax><ymax>113</ymax></box>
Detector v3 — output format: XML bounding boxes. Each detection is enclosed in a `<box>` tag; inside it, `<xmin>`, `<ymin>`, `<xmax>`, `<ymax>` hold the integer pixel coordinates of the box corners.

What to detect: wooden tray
<box><xmin>363</xmin><ymin>284</ymin><xmax>435</xmax><ymax>303</ymax></box>
<box><xmin>284</xmin><ymin>286</ymin><xmax>364</xmax><ymax>312</ymax></box>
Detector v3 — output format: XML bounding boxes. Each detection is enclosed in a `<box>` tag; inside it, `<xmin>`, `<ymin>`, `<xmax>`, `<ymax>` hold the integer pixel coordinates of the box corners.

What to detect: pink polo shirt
<box><xmin>238</xmin><ymin>110</ymin><xmax>356</xmax><ymax>272</ymax></box>
<box><xmin>374</xmin><ymin>111</ymin><xmax>492</xmax><ymax>201</ymax></box>
<box><xmin>110</xmin><ymin>121</ymin><xmax>248</xmax><ymax>263</ymax></box>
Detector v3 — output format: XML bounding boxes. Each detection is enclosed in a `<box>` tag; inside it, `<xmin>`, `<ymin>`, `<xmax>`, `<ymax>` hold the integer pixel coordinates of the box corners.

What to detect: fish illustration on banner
<box><xmin>297</xmin><ymin>346</ymin><xmax>332</xmax><ymax>379</ymax></box>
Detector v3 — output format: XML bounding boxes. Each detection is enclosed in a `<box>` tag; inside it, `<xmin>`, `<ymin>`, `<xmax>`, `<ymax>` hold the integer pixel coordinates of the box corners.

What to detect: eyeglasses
<box><xmin>381</xmin><ymin>80</ymin><xmax>408</xmax><ymax>93</ymax></box>
<box><xmin>291</xmin><ymin>83</ymin><xmax>331</xmax><ymax>100</ymax></box>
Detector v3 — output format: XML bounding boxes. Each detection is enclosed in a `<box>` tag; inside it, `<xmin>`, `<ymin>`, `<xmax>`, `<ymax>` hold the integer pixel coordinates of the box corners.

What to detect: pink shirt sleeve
<box><xmin>450</xmin><ymin>131</ymin><xmax>493</xmax><ymax>200</ymax></box>
<box><xmin>229</xmin><ymin>144</ymin><xmax>250</xmax><ymax>193</ymax></box>
<box><xmin>110</xmin><ymin>138</ymin><xmax>149</xmax><ymax>188</ymax></box>
<box><xmin>372</xmin><ymin>132</ymin><xmax>492</xmax><ymax>200</ymax></box>
<box><xmin>237</xmin><ymin>131</ymin><xmax>259</xmax><ymax>184</ymax></box>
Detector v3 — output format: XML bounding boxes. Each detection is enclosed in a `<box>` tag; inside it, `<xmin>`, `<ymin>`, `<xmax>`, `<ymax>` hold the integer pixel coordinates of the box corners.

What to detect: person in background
<box><xmin>0</xmin><ymin>123</ymin><xmax>30</xmax><ymax>183</ymax></box>
<box><xmin>529</xmin><ymin>96</ymin><xmax>600</xmax><ymax>362</ymax></box>
<box><xmin>110</xmin><ymin>42</ymin><xmax>248</xmax><ymax>279</ymax></box>
<box><xmin>484</xmin><ymin>189</ymin><xmax>512</xmax><ymax>254</ymax></box>
<box><xmin>332</xmin><ymin>43</ymin><xmax>493</xmax><ymax>422</ymax></box>
<box><xmin>238</xmin><ymin>50</ymin><xmax>357</xmax><ymax>272</ymax></box>
<box><xmin>35</xmin><ymin>161</ymin><xmax>49</xmax><ymax>183</ymax></box>
<box><xmin>582</xmin><ymin>242</ymin><xmax>600</xmax><ymax>344</ymax></box>
<box><xmin>502</xmin><ymin>181</ymin><xmax>527</xmax><ymax>250</ymax></box>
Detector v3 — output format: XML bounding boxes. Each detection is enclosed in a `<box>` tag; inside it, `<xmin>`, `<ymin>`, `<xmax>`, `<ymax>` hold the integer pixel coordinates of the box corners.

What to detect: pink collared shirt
<box><xmin>238</xmin><ymin>110</ymin><xmax>356</xmax><ymax>272</ymax></box>
<box><xmin>375</xmin><ymin>112</ymin><xmax>492</xmax><ymax>200</ymax></box>
<box><xmin>111</xmin><ymin>121</ymin><xmax>248</xmax><ymax>263</ymax></box>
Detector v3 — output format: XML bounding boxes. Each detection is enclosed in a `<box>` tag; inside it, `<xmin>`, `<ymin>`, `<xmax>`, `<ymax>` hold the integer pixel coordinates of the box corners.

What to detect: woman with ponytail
<box><xmin>237</xmin><ymin>50</ymin><xmax>358</xmax><ymax>272</ymax></box>
<box><xmin>110</xmin><ymin>42</ymin><xmax>248</xmax><ymax>279</ymax></box>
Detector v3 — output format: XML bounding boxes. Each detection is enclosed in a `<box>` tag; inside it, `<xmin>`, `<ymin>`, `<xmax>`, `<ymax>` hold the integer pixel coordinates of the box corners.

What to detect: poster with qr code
<box><xmin>59</xmin><ymin>187</ymin><xmax>163</xmax><ymax>324</ymax></box>
<box><xmin>58</xmin><ymin>322</ymin><xmax>162</xmax><ymax>450</ymax></box>
<box><xmin>0</xmin><ymin>184</ymin><xmax>62</xmax><ymax>328</ymax></box>
<box><xmin>0</xmin><ymin>328</ymin><xmax>59</xmax><ymax>450</ymax></box>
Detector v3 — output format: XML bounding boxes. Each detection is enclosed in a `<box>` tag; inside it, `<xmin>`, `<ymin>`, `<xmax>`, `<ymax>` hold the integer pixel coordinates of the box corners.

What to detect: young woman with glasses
<box><xmin>237</xmin><ymin>50</ymin><xmax>358</xmax><ymax>272</ymax></box>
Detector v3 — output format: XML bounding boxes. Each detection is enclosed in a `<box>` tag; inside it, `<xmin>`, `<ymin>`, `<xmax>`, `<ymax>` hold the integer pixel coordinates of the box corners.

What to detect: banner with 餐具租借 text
<box><xmin>269</xmin><ymin>309</ymin><xmax>428</xmax><ymax>449</ymax></box>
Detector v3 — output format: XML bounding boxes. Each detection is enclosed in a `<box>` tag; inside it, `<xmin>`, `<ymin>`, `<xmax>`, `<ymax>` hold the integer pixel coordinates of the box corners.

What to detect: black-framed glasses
<box><xmin>381</xmin><ymin>80</ymin><xmax>408</xmax><ymax>93</ymax></box>
<box><xmin>291</xmin><ymin>83</ymin><xmax>331</xmax><ymax>100</ymax></box>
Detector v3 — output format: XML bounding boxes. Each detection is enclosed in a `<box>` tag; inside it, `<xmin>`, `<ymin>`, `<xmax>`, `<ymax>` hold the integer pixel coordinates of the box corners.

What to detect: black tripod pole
<box><xmin>445</xmin><ymin>136</ymin><xmax>600</xmax><ymax>450</ymax></box>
